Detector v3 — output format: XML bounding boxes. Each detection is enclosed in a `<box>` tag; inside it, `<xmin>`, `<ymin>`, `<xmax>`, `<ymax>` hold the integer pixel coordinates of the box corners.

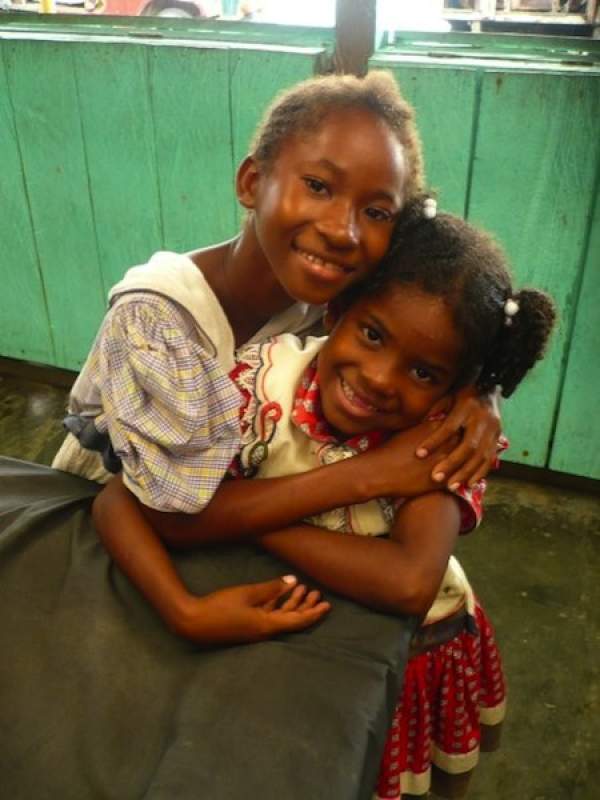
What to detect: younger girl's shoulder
<box><xmin>236</xmin><ymin>334</ymin><xmax>326</xmax><ymax>385</ymax></box>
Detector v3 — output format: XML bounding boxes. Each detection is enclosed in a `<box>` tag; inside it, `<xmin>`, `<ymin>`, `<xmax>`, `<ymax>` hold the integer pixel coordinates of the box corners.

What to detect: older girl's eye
<box><xmin>365</xmin><ymin>206</ymin><xmax>394</xmax><ymax>223</ymax></box>
<box><xmin>361</xmin><ymin>325</ymin><xmax>382</xmax><ymax>344</ymax></box>
<box><xmin>304</xmin><ymin>177</ymin><xmax>328</xmax><ymax>196</ymax></box>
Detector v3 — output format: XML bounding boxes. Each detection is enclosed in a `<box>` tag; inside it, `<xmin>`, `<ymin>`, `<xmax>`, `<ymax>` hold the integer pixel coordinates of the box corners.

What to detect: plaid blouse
<box><xmin>60</xmin><ymin>252</ymin><xmax>324</xmax><ymax>513</ymax></box>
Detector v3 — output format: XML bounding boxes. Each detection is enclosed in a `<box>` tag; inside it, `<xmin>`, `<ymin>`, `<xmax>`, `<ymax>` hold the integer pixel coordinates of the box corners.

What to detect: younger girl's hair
<box><xmin>250</xmin><ymin>71</ymin><xmax>424</xmax><ymax>203</ymax></box>
<box><xmin>340</xmin><ymin>197</ymin><xmax>557</xmax><ymax>398</ymax></box>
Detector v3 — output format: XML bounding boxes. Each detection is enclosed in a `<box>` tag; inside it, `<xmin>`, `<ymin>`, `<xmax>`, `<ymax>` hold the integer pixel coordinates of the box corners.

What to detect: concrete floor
<box><xmin>1</xmin><ymin>359</ymin><xmax>599</xmax><ymax>799</ymax></box>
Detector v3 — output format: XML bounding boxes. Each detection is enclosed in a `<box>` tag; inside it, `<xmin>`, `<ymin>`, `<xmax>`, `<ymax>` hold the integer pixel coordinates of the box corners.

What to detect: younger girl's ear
<box><xmin>236</xmin><ymin>155</ymin><xmax>261</xmax><ymax>210</ymax></box>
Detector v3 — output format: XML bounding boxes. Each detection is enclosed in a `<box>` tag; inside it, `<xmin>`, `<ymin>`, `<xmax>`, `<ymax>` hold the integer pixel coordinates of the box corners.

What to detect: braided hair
<box><xmin>338</xmin><ymin>196</ymin><xmax>556</xmax><ymax>398</ymax></box>
<box><xmin>250</xmin><ymin>71</ymin><xmax>424</xmax><ymax>204</ymax></box>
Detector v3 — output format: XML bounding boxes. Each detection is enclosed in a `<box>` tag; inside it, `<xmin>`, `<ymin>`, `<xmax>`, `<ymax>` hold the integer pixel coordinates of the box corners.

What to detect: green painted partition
<box><xmin>0</xmin><ymin>21</ymin><xmax>327</xmax><ymax>371</ymax></box>
<box><xmin>371</xmin><ymin>48</ymin><xmax>600</xmax><ymax>477</ymax></box>
<box><xmin>550</xmin><ymin>181</ymin><xmax>600</xmax><ymax>479</ymax></box>
<box><xmin>1</xmin><ymin>17</ymin><xmax>599</xmax><ymax>479</ymax></box>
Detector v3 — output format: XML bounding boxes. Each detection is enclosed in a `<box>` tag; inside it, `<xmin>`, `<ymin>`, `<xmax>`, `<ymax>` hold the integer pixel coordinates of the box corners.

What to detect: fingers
<box><xmin>416</xmin><ymin>413</ymin><xmax>468</xmax><ymax>459</ymax></box>
<box><xmin>267</xmin><ymin>600</ymin><xmax>331</xmax><ymax>635</ymax></box>
<box><xmin>244</xmin><ymin>575</ymin><xmax>298</xmax><ymax>607</ymax></box>
<box><xmin>279</xmin><ymin>587</ymin><xmax>322</xmax><ymax>612</ymax></box>
<box><xmin>433</xmin><ymin>428</ymin><xmax>499</xmax><ymax>489</ymax></box>
<box><xmin>261</xmin><ymin>582</ymin><xmax>306</xmax><ymax>612</ymax></box>
<box><xmin>261</xmin><ymin>585</ymin><xmax>330</xmax><ymax>635</ymax></box>
<box><xmin>445</xmin><ymin>455</ymin><xmax>488</xmax><ymax>491</ymax></box>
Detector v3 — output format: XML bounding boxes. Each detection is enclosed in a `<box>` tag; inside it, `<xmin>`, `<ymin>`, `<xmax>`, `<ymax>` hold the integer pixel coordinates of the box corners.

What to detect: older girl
<box><xmin>54</xmin><ymin>72</ymin><xmax>502</xmax><ymax>644</ymax></box>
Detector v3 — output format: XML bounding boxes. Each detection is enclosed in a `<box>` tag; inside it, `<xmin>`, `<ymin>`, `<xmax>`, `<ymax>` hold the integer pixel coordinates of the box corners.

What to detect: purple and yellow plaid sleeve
<box><xmin>93</xmin><ymin>295</ymin><xmax>242</xmax><ymax>512</ymax></box>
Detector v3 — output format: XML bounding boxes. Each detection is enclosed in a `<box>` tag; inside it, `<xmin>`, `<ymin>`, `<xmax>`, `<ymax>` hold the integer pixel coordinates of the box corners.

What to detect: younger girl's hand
<box><xmin>416</xmin><ymin>385</ymin><xmax>502</xmax><ymax>490</ymax></box>
<box><xmin>174</xmin><ymin>576</ymin><xmax>330</xmax><ymax>645</ymax></box>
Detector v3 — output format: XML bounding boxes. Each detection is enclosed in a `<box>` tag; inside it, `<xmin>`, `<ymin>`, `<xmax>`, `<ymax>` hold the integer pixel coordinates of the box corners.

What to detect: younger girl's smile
<box><xmin>317</xmin><ymin>285</ymin><xmax>465</xmax><ymax>438</ymax></box>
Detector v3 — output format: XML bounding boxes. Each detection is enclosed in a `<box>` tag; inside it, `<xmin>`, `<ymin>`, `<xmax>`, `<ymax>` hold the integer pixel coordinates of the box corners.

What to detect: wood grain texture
<box><xmin>74</xmin><ymin>42</ymin><xmax>164</xmax><ymax>293</ymax></box>
<box><xmin>0</xmin><ymin>45</ymin><xmax>54</xmax><ymax>365</ymax></box>
<box><xmin>3</xmin><ymin>39</ymin><xmax>105</xmax><ymax>370</ymax></box>
<box><xmin>373</xmin><ymin>60</ymin><xmax>480</xmax><ymax>215</ymax></box>
<box><xmin>149</xmin><ymin>45</ymin><xmax>236</xmax><ymax>252</ymax></box>
<box><xmin>467</xmin><ymin>71</ymin><xmax>599</xmax><ymax>467</ymax></box>
<box><xmin>550</xmin><ymin>176</ymin><xmax>600</xmax><ymax>479</ymax></box>
<box><xmin>229</xmin><ymin>49</ymin><xmax>317</xmax><ymax>229</ymax></box>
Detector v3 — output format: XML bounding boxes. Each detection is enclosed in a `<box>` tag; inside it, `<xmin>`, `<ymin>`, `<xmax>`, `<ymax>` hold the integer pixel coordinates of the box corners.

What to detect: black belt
<box><xmin>408</xmin><ymin>607</ymin><xmax>477</xmax><ymax>659</ymax></box>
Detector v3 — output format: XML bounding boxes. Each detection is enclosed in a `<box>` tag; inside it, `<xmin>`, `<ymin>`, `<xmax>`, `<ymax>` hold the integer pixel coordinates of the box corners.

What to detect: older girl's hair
<box><xmin>250</xmin><ymin>71</ymin><xmax>424</xmax><ymax>203</ymax></box>
<box><xmin>340</xmin><ymin>197</ymin><xmax>556</xmax><ymax>398</ymax></box>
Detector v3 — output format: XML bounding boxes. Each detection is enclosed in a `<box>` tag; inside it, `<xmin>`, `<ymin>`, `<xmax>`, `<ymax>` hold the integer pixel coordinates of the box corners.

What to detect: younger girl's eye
<box><xmin>304</xmin><ymin>177</ymin><xmax>328</xmax><ymax>196</ymax></box>
<box><xmin>361</xmin><ymin>325</ymin><xmax>382</xmax><ymax>344</ymax></box>
<box><xmin>365</xmin><ymin>206</ymin><xmax>394</xmax><ymax>223</ymax></box>
<box><xmin>411</xmin><ymin>366</ymin><xmax>435</xmax><ymax>384</ymax></box>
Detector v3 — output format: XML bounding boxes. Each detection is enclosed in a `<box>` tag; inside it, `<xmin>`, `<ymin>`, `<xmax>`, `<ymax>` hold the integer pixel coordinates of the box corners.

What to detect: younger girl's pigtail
<box><xmin>478</xmin><ymin>289</ymin><xmax>557</xmax><ymax>398</ymax></box>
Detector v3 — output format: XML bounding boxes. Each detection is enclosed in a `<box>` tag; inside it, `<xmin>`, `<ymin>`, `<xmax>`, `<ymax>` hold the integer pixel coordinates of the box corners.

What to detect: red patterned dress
<box><xmin>230</xmin><ymin>335</ymin><xmax>507</xmax><ymax>799</ymax></box>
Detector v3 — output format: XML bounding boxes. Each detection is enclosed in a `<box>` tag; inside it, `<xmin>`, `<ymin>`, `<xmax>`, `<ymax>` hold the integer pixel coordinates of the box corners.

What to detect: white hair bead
<box><xmin>504</xmin><ymin>298</ymin><xmax>519</xmax><ymax>326</ymax></box>
<box><xmin>423</xmin><ymin>197</ymin><xmax>437</xmax><ymax>219</ymax></box>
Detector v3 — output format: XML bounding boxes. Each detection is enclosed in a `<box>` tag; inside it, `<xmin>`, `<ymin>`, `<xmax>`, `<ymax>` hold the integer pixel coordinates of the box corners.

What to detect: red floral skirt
<box><xmin>375</xmin><ymin>602</ymin><xmax>506</xmax><ymax>799</ymax></box>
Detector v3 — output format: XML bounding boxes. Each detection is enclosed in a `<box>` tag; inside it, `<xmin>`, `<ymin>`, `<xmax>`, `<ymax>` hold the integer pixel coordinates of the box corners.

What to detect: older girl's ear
<box><xmin>236</xmin><ymin>156</ymin><xmax>261</xmax><ymax>210</ymax></box>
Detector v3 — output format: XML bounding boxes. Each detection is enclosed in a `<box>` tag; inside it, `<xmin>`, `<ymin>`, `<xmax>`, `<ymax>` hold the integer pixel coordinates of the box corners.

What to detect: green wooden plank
<box><xmin>3</xmin><ymin>39</ymin><xmax>106</xmax><ymax>370</ymax></box>
<box><xmin>383</xmin><ymin>30</ymin><xmax>600</xmax><ymax>69</ymax></box>
<box><xmin>372</xmin><ymin>61</ymin><xmax>479</xmax><ymax>215</ymax></box>
<box><xmin>149</xmin><ymin>45</ymin><xmax>236</xmax><ymax>251</ymax></box>
<box><xmin>0</xmin><ymin>15</ymin><xmax>335</xmax><ymax>50</ymax></box>
<box><xmin>230</xmin><ymin>48</ymin><xmax>318</xmax><ymax>229</ymax></box>
<box><xmin>467</xmin><ymin>71</ymin><xmax>599</xmax><ymax>467</ymax></box>
<box><xmin>230</xmin><ymin>49</ymin><xmax>318</xmax><ymax>167</ymax></box>
<box><xmin>74</xmin><ymin>42</ymin><xmax>163</xmax><ymax>291</ymax></box>
<box><xmin>550</xmin><ymin>179</ymin><xmax>600</xmax><ymax>480</ymax></box>
<box><xmin>0</xmin><ymin>45</ymin><xmax>54</xmax><ymax>365</ymax></box>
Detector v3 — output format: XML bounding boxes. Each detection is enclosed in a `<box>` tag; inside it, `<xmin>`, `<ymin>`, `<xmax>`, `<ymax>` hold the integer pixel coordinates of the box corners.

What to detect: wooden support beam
<box><xmin>334</xmin><ymin>0</ymin><xmax>378</xmax><ymax>75</ymax></box>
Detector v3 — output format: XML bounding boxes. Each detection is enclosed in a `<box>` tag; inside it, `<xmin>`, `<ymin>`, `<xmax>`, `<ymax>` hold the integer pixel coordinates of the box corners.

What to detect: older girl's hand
<box><xmin>415</xmin><ymin>385</ymin><xmax>502</xmax><ymax>490</ymax></box>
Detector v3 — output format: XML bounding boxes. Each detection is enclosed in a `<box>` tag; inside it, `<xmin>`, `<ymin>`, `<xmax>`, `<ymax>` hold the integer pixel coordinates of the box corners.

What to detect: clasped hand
<box><xmin>370</xmin><ymin>386</ymin><xmax>502</xmax><ymax>498</ymax></box>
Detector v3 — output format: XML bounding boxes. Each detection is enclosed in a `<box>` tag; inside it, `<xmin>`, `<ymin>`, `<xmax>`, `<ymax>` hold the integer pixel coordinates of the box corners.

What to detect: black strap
<box><xmin>63</xmin><ymin>414</ymin><xmax>122</xmax><ymax>474</ymax></box>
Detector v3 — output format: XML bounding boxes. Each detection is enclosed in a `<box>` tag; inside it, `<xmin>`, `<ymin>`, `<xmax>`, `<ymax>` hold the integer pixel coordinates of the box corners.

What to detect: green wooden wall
<box><xmin>0</xmin><ymin>19</ymin><xmax>599</xmax><ymax>480</ymax></box>
<box><xmin>371</xmin><ymin>52</ymin><xmax>600</xmax><ymax>479</ymax></box>
<box><xmin>0</xmin><ymin>25</ymin><xmax>325</xmax><ymax>370</ymax></box>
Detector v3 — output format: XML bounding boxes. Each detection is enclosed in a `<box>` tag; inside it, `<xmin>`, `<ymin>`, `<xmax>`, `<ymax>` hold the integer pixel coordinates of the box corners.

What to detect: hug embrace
<box><xmin>52</xmin><ymin>71</ymin><xmax>556</xmax><ymax>798</ymax></box>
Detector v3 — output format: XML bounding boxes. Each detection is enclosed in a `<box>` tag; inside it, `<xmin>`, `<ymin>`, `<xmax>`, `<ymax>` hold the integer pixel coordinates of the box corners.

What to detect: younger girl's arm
<box><xmin>257</xmin><ymin>491</ymin><xmax>461</xmax><ymax>617</ymax></box>
<box><xmin>91</xmin><ymin>484</ymin><xmax>330</xmax><ymax>645</ymax></box>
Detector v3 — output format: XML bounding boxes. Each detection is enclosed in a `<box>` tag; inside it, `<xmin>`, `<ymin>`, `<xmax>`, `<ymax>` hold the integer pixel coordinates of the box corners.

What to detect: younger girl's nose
<box><xmin>362</xmin><ymin>363</ymin><xmax>398</xmax><ymax>400</ymax></box>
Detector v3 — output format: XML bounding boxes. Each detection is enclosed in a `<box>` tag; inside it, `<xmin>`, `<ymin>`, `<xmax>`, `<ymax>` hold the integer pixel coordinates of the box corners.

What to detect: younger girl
<box><xmin>95</xmin><ymin>199</ymin><xmax>556</xmax><ymax>797</ymax></box>
<box><xmin>54</xmin><ymin>71</ymin><xmax>502</xmax><ymax>644</ymax></box>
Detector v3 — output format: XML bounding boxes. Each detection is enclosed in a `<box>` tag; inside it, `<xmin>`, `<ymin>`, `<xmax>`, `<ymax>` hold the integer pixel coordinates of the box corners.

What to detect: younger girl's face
<box><xmin>242</xmin><ymin>108</ymin><xmax>407</xmax><ymax>307</ymax></box>
<box><xmin>317</xmin><ymin>285</ymin><xmax>464</xmax><ymax>438</ymax></box>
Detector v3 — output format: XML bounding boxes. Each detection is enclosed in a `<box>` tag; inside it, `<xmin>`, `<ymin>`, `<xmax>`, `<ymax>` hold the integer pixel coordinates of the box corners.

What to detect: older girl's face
<box><xmin>239</xmin><ymin>108</ymin><xmax>407</xmax><ymax>307</ymax></box>
<box><xmin>317</xmin><ymin>285</ymin><xmax>464</xmax><ymax>438</ymax></box>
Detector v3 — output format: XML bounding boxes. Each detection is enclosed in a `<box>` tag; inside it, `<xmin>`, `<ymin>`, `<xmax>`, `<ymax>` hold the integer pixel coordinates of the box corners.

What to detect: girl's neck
<box><xmin>190</xmin><ymin>222</ymin><xmax>295</xmax><ymax>346</ymax></box>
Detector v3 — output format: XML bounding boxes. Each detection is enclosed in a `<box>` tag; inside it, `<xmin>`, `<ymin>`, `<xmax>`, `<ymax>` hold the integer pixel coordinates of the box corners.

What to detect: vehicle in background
<box><xmin>102</xmin><ymin>0</ymin><xmax>217</xmax><ymax>17</ymax></box>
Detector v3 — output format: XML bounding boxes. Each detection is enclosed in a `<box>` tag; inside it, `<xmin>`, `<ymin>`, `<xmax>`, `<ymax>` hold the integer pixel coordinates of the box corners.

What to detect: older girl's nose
<box><xmin>316</xmin><ymin>204</ymin><xmax>359</xmax><ymax>248</ymax></box>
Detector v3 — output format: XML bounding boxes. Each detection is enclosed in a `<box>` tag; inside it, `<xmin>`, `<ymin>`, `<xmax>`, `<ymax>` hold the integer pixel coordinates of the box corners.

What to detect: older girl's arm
<box><xmin>258</xmin><ymin>491</ymin><xmax>461</xmax><ymax>617</ymax></box>
<box><xmin>138</xmin><ymin>420</ymin><xmax>453</xmax><ymax>548</ymax></box>
<box><xmin>417</xmin><ymin>385</ymin><xmax>502</xmax><ymax>489</ymax></box>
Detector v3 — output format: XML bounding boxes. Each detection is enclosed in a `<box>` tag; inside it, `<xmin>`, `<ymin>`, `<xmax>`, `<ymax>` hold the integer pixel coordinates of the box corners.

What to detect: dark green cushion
<box><xmin>0</xmin><ymin>457</ymin><xmax>417</xmax><ymax>800</ymax></box>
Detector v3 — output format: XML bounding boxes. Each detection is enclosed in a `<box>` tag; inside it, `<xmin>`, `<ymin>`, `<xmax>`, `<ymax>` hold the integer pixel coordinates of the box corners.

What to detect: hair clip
<box><xmin>504</xmin><ymin>298</ymin><xmax>519</xmax><ymax>326</ymax></box>
<box><xmin>423</xmin><ymin>197</ymin><xmax>437</xmax><ymax>219</ymax></box>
